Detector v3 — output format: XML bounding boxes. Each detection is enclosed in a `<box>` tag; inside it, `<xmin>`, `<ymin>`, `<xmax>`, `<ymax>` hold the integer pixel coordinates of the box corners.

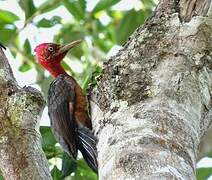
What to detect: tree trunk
<box><xmin>0</xmin><ymin>49</ymin><xmax>51</xmax><ymax>179</ymax></box>
<box><xmin>90</xmin><ymin>0</ymin><xmax>212</xmax><ymax>179</ymax></box>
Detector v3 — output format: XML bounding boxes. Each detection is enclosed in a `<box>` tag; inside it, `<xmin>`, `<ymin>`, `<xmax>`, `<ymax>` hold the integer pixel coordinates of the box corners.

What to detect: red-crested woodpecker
<box><xmin>34</xmin><ymin>40</ymin><xmax>98</xmax><ymax>173</ymax></box>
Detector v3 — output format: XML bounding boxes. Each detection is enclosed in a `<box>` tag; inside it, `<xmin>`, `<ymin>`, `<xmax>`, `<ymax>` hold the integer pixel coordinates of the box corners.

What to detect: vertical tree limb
<box><xmin>0</xmin><ymin>49</ymin><xmax>51</xmax><ymax>179</ymax></box>
<box><xmin>91</xmin><ymin>0</ymin><xmax>212</xmax><ymax>179</ymax></box>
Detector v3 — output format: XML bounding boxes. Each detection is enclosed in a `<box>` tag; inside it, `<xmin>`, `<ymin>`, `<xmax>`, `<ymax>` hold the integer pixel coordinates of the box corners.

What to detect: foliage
<box><xmin>7</xmin><ymin>0</ymin><xmax>212</xmax><ymax>179</ymax></box>
<box><xmin>197</xmin><ymin>167</ymin><xmax>212</xmax><ymax>180</ymax></box>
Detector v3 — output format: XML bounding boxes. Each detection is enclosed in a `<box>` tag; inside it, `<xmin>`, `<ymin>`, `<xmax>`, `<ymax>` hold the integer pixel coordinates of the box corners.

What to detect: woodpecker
<box><xmin>34</xmin><ymin>40</ymin><xmax>98</xmax><ymax>173</ymax></box>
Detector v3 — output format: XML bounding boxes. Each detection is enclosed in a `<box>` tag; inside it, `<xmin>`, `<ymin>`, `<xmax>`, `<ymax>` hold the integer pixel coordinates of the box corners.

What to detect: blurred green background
<box><xmin>0</xmin><ymin>0</ymin><xmax>211</xmax><ymax>179</ymax></box>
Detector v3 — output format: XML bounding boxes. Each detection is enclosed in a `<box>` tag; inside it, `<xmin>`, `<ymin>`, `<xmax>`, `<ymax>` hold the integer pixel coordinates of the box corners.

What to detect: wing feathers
<box><xmin>48</xmin><ymin>74</ymin><xmax>77</xmax><ymax>158</ymax></box>
<box><xmin>77</xmin><ymin>126</ymin><xmax>98</xmax><ymax>173</ymax></box>
<box><xmin>48</xmin><ymin>74</ymin><xmax>98</xmax><ymax>173</ymax></box>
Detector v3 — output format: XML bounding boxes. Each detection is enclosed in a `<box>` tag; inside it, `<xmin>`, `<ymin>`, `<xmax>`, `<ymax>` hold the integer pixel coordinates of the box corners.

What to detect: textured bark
<box><xmin>0</xmin><ymin>49</ymin><xmax>51</xmax><ymax>179</ymax></box>
<box><xmin>90</xmin><ymin>0</ymin><xmax>212</xmax><ymax>179</ymax></box>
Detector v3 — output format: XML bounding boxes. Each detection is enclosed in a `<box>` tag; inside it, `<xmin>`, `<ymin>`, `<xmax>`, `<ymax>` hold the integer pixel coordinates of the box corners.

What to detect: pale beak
<box><xmin>57</xmin><ymin>40</ymin><xmax>82</xmax><ymax>55</ymax></box>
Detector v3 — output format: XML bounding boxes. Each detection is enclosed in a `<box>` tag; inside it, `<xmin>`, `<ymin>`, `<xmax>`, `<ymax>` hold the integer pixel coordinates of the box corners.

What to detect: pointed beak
<box><xmin>57</xmin><ymin>40</ymin><xmax>82</xmax><ymax>55</ymax></box>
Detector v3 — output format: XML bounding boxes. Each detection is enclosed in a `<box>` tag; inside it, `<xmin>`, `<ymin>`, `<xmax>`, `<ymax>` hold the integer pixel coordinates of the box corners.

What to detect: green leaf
<box><xmin>18</xmin><ymin>63</ymin><xmax>31</xmax><ymax>72</ymax></box>
<box><xmin>0</xmin><ymin>28</ymin><xmax>16</xmax><ymax>44</ymax></box>
<box><xmin>63</xmin><ymin>0</ymin><xmax>86</xmax><ymax>20</ymax></box>
<box><xmin>37</xmin><ymin>16</ymin><xmax>61</xmax><ymax>28</ymax></box>
<box><xmin>19</xmin><ymin>0</ymin><xmax>36</xmax><ymax>20</ymax></box>
<box><xmin>82</xmin><ymin>73</ymin><xmax>91</xmax><ymax>92</ymax></box>
<box><xmin>92</xmin><ymin>0</ymin><xmax>121</xmax><ymax>13</ymax></box>
<box><xmin>23</xmin><ymin>39</ymin><xmax>31</xmax><ymax>54</ymax></box>
<box><xmin>116</xmin><ymin>10</ymin><xmax>146</xmax><ymax>44</ymax></box>
<box><xmin>61</xmin><ymin>152</ymin><xmax>77</xmax><ymax>178</ymax></box>
<box><xmin>197</xmin><ymin>167</ymin><xmax>212</xmax><ymax>180</ymax></box>
<box><xmin>40</xmin><ymin>126</ymin><xmax>57</xmax><ymax>149</ymax></box>
<box><xmin>0</xmin><ymin>9</ymin><xmax>19</xmax><ymax>24</ymax></box>
<box><xmin>71</xmin><ymin>159</ymin><xmax>97</xmax><ymax>180</ymax></box>
<box><xmin>51</xmin><ymin>166</ymin><xmax>62</xmax><ymax>180</ymax></box>
<box><xmin>79</xmin><ymin>0</ymin><xmax>87</xmax><ymax>13</ymax></box>
<box><xmin>40</xmin><ymin>126</ymin><xmax>64</xmax><ymax>159</ymax></box>
<box><xmin>208</xmin><ymin>154</ymin><xmax>212</xmax><ymax>158</ymax></box>
<box><xmin>37</xmin><ymin>0</ymin><xmax>62</xmax><ymax>14</ymax></box>
<box><xmin>20</xmin><ymin>39</ymin><xmax>34</xmax><ymax>72</ymax></box>
<box><xmin>85</xmin><ymin>65</ymin><xmax>102</xmax><ymax>90</ymax></box>
<box><xmin>10</xmin><ymin>49</ymin><xmax>17</xmax><ymax>58</ymax></box>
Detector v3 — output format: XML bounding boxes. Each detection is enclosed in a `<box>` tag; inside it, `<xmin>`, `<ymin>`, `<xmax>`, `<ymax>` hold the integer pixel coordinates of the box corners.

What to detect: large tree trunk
<box><xmin>0</xmin><ymin>48</ymin><xmax>51</xmax><ymax>179</ymax></box>
<box><xmin>91</xmin><ymin>0</ymin><xmax>212</xmax><ymax>179</ymax></box>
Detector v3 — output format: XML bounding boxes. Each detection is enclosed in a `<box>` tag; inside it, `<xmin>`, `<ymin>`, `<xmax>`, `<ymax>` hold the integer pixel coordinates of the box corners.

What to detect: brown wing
<box><xmin>48</xmin><ymin>74</ymin><xmax>77</xmax><ymax>159</ymax></box>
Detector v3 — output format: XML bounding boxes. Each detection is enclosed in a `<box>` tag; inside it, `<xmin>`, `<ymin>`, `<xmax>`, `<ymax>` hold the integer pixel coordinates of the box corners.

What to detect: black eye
<box><xmin>48</xmin><ymin>46</ymin><xmax>54</xmax><ymax>52</ymax></box>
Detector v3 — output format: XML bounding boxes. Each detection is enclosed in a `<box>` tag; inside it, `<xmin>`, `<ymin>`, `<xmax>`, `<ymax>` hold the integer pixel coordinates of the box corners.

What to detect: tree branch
<box><xmin>179</xmin><ymin>0</ymin><xmax>211</xmax><ymax>22</ymax></box>
<box><xmin>0</xmin><ymin>48</ymin><xmax>51</xmax><ymax>179</ymax></box>
<box><xmin>91</xmin><ymin>0</ymin><xmax>212</xmax><ymax>179</ymax></box>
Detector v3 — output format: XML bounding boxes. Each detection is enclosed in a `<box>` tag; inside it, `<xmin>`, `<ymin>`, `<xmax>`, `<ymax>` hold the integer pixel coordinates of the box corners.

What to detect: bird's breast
<box><xmin>74</xmin><ymin>84</ymin><xmax>92</xmax><ymax>129</ymax></box>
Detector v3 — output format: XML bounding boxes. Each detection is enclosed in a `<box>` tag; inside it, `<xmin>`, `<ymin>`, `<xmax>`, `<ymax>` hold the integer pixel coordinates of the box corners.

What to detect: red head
<box><xmin>34</xmin><ymin>40</ymin><xmax>82</xmax><ymax>77</ymax></box>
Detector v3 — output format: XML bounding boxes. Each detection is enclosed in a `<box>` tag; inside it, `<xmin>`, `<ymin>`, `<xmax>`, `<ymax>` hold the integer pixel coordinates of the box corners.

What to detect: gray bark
<box><xmin>0</xmin><ymin>49</ymin><xmax>51</xmax><ymax>179</ymax></box>
<box><xmin>90</xmin><ymin>0</ymin><xmax>212</xmax><ymax>179</ymax></box>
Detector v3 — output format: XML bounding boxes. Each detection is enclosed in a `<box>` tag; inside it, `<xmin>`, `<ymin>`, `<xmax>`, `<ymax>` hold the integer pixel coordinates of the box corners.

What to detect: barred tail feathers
<box><xmin>77</xmin><ymin>126</ymin><xmax>98</xmax><ymax>173</ymax></box>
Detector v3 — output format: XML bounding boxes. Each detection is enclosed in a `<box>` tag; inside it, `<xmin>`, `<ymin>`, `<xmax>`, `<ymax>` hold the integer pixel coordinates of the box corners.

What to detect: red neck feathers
<box><xmin>43</xmin><ymin>62</ymin><xmax>67</xmax><ymax>78</ymax></box>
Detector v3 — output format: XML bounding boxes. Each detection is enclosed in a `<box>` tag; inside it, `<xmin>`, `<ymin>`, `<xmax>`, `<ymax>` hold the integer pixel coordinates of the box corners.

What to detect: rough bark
<box><xmin>0</xmin><ymin>49</ymin><xmax>51</xmax><ymax>179</ymax></box>
<box><xmin>90</xmin><ymin>0</ymin><xmax>212</xmax><ymax>179</ymax></box>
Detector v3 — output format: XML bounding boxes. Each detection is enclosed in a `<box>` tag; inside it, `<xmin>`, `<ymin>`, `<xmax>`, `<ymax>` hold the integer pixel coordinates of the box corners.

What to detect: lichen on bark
<box><xmin>0</xmin><ymin>48</ymin><xmax>51</xmax><ymax>180</ymax></box>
